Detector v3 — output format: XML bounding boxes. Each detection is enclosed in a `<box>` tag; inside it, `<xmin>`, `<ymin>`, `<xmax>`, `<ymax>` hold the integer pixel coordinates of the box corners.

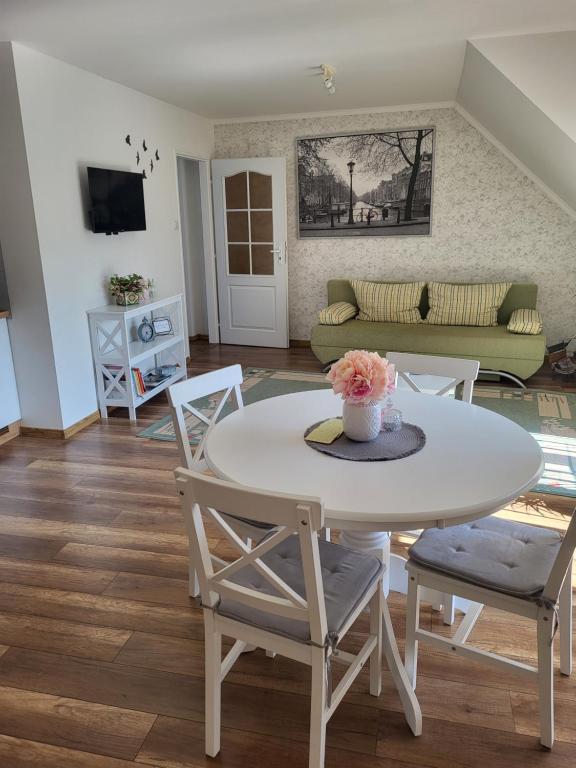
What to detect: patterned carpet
<box><xmin>138</xmin><ymin>368</ymin><xmax>576</xmax><ymax>497</ymax></box>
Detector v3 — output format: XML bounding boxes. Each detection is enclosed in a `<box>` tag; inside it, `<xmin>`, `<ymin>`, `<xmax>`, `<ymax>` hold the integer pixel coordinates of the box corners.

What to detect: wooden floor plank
<box><xmin>0</xmin><ymin>583</ymin><xmax>203</xmax><ymax>639</ymax></box>
<box><xmin>136</xmin><ymin>716</ymin><xmax>414</xmax><ymax>768</ymax></box>
<box><xmin>0</xmin><ymin>534</ymin><xmax>65</xmax><ymax>562</ymax></box>
<box><xmin>114</xmin><ymin>632</ymin><xmax>207</xmax><ymax>679</ymax></box>
<box><xmin>103</xmin><ymin>573</ymin><xmax>192</xmax><ymax>608</ymax></box>
<box><xmin>377</xmin><ymin>711</ymin><xmax>576</xmax><ymax>768</ymax></box>
<box><xmin>0</xmin><ymin>734</ymin><xmax>161</xmax><ymax>768</ymax></box>
<box><xmin>0</xmin><ymin>611</ymin><xmax>132</xmax><ymax>661</ymax></box>
<box><xmin>28</xmin><ymin>459</ymin><xmax>173</xmax><ymax>483</ymax></box>
<box><xmin>55</xmin><ymin>543</ymin><xmax>189</xmax><ymax>580</ymax></box>
<box><xmin>0</xmin><ymin>685</ymin><xmax>155</xmax><ymax>759</ymax></box>
<box><xmin>0</xmin><ymin>556</ymin><xmax>117</xmax><ymax>593</ymax></box>
<box><xmin>0</xmin><ymin>516</ymin><xmax>190</xmax><ymax>556</ymax></box>
<box><xmin>0</xmin><ymin>496</ymin><xmax>121</xmax><ymax>525</ymax></box>
<box><xmin>111</xmin><ymin>509</ymin><xmax>187</xmax><ymax>535</ymax></box>
<box><xmin>511</xmin><ymin>691</ymin><xmax>576</xmax><ymax>744</ymax></box>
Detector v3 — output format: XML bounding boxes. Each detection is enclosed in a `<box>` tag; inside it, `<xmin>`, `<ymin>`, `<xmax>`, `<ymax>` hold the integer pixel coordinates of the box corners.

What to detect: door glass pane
<box><xmin>226</xmin><ymin>211</ymin><xmax>249</xmax><ymax>242</ymax></box>
<box><xmin>249</xmin><ymin>172</ymin><xmax>272</xmax><ymax>208</ymax></box>
<box><xmin>252</xmin><ymin>244</ymin><xmax>274</xmax><ymax>275</ymax></box>
<box><xmin>225</xmin><ymin>173</ymin><xmax>248</xmax><ymax>209</ymax></box>
<box><xmin>250</xmin><ymin>211</ymin><xmax>273</xmax><ymax>243</ymax></box>
<box><xmin>228</xmin><ymin>244</ymin><xmax>250</xmax><ymax>274</ymax></box>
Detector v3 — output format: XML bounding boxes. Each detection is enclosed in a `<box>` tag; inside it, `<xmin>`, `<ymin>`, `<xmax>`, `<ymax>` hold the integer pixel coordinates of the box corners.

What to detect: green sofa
<box><xmin>310</xmin><ymin>280</ymin><xmax>546</xmax><ymax>381</ymax></box>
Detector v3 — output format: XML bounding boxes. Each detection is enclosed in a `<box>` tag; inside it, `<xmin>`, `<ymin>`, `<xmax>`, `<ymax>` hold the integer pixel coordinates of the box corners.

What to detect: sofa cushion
<box><xmin>326</xmin><ymin>280</ymin><xmax>538</xmax><ymax>326</ymax></box>
<box><xmin>408</xmin><ymin>517</ymin><xmax>562</xmax><ymax>598</ymax></box>
<box><xmin>351</xmin><ymin>280</ymin><xmax>425</xmax><ymax>324</ymax></box>
<box><xmin>508</xmin><ymin>308</ymin><xmax>543</xmax><ymax>335</ymax></box>
<box><xmin>318</xmin><ymin>301</ymin><xmax>358</xmax><ymax>326</ymax></box>
<box><xmin>426</xmin><ymin>282</ymin><xmax>512</xmax><ymax>327</ymax></box>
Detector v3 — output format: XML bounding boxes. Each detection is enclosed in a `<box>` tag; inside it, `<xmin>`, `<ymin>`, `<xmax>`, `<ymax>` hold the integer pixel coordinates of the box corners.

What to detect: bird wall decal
<box><xmin>142</xmin><ymin>169</ymin><xmax>147</xmax><ymax>179</ymax></box>
<box><xmin>150</xmin><ymin>160</ymin><xmax>154</xmax><ymax>172</ymax></box>
<box><xmin>136</xmin><ymin>151</ymin><xmax>140</xmax><ymax>165</ymax></box>
<box><xmin>125</xmin><ymin>134</ymin><xmax>131</xmax><ymax>146</ymax></box>
<box><xmin>142</xmin><ymin>139</ymin><xmax>148</xmax><ymax>152</ymax></box>
<box><xmin>155</xmin><ymin>149</ymin><xmax>160</xmax><ymax>161</ymax></box>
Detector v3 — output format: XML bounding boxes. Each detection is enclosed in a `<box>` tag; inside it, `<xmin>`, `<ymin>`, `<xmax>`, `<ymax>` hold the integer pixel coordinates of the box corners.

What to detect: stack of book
<box><xmin>131</xmin><ymin>368</ymin><xmax>146</xmax><ymax>396</ymax></box>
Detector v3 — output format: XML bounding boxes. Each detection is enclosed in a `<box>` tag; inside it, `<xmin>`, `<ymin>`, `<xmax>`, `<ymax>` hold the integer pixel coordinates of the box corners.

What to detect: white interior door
<box><xmin>212</xmin><ymin>158</ymin><xmax>288</xmax><ymax>347</ymax></box>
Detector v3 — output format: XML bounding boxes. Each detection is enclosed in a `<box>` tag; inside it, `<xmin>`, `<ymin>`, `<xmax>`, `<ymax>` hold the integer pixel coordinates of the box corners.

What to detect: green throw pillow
<box><xmin>318</xmin><ymin>302</ymin><xmax>358</xmax><ymax>325</ymax></box>
<box><xmin>507</xmin><ymin>308</ymin><xmax>543</xmax><ymax>335</ymax></box>
<box><xmin>351</xmin><ymin>280</ymin><xmax>425</xmax><ymax>324</ymax></box>
<box><xmin>426</xmin><ymin>282</ymin><xmax>511</xmax><ymax>327</ymax></box>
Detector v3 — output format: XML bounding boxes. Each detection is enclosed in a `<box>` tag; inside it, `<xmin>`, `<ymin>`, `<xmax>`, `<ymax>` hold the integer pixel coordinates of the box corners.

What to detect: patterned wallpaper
<box><xmin>215</xmin><ymin>107</ymin><xmax>576</xmax><ymax>343</ymax></box>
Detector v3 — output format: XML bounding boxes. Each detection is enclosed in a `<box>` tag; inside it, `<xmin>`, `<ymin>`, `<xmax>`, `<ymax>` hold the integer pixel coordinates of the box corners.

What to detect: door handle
<box><xmin>270</xmin><ymin>247</ymin><xmax>283</xmax><ymax>263</ymax></box>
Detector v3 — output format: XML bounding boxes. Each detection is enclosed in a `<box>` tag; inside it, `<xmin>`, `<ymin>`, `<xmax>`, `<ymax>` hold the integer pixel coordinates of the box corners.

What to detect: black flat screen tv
<box><xmin>87</xmin><ymin>167</ymin><xmax>146</xmax><ymax>234</ymax></box>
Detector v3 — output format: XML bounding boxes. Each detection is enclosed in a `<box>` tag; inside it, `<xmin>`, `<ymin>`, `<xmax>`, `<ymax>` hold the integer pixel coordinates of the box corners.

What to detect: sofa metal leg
<box><xmin>479</xmin><ymin>369</ymin><xmax>526</xmax><ymax>389</ymax></box>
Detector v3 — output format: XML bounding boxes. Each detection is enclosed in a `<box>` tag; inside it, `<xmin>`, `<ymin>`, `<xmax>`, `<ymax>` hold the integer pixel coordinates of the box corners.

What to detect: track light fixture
<box><xmin>320</xmin><ymin>64</ymin><xmax>336</xmax><ymax>95</ymax></box>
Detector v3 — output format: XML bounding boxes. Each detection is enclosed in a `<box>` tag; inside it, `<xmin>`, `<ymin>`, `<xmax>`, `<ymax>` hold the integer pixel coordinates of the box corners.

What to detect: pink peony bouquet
<box><xmin>326</xmin><ymin>350</ymin><xmax>395</xmax><ymax>404</ymax></box>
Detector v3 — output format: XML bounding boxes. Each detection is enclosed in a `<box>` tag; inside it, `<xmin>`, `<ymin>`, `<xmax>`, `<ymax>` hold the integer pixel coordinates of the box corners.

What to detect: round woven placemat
<box><xmin>304</xmin><ymin>419</ymin><xmax>426</xmax><ymax>462</ymax></box>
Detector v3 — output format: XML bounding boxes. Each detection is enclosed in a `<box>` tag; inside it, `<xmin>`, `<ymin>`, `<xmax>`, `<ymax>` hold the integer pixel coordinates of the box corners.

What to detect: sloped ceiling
<box><xmin>456</xmin><ymin>36</ymin><xmax>576</xmax><ymax>216</ymax></box>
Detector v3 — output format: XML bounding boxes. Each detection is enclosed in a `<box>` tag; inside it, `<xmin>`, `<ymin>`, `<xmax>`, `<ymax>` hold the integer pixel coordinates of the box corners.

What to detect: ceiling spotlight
<box><xmin>320</xmin><ymin>64</ymin><xmax>336</xmax><ymax>95</ymax></box>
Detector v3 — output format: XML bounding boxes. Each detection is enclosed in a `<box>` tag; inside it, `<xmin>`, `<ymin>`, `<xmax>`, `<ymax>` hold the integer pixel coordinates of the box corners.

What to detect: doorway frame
<box><xmin>174</xmin><ymin>152</ymin><xmax>220</xmax><ymax>344</ymax></box>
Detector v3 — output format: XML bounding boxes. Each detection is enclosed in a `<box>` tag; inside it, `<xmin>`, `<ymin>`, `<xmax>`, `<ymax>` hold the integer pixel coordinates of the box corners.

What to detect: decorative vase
<box><xmin>116</xmin><ymin>292</ymin><xmax>141</xmax><ymax>306</ymax></box>
<box><xmin>342</xmin><ymin>401</ymin><xmax>382</xmax><ymax>442</ymax></box>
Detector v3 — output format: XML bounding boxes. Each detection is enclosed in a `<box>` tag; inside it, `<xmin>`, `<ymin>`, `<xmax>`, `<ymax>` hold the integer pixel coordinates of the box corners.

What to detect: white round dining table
<box><xmin>204</xmin><ymin>388</ymin><xmax>543</xmax><ymax>736</ymax></box>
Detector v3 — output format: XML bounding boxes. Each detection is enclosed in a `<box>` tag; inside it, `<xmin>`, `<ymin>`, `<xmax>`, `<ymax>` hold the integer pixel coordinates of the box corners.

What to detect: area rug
<box><xmin>138</xmin><ymin>368</ymin><xmax>576</xmax><ymax>498</ymax></box>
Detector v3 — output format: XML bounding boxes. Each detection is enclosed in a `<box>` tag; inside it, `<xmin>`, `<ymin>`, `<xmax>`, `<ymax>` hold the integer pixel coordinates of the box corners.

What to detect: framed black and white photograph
<box><xmin>151</xmin><ymin>316</ymin><xmax>173</xmax><ymax>336</ymax></box>
<box><xmin>297</xmin><ymin>127</ymin><xmax>434</xmax><ymax>238</ymax></box>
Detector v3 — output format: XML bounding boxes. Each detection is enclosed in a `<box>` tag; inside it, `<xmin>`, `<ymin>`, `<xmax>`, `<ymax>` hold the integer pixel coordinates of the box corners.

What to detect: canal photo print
<box><xmin>297</xmin><ymin>127</ymin><xmax>434</xmax><ymax>238</ymax></box>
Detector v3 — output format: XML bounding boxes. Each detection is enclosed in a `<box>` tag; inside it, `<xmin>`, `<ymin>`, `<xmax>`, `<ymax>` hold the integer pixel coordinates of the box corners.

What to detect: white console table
<box><xmin>87</xmin><ymin>294</ymin><xmax>187</xmax><ymax>421</ymax></box>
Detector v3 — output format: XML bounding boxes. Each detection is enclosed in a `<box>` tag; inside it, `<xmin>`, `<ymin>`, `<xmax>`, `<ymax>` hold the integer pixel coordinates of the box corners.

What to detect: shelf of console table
<box><xmin>87</xmin><ymin>294</ymin><xmax>187</xmax><ymax>421</ymax></box>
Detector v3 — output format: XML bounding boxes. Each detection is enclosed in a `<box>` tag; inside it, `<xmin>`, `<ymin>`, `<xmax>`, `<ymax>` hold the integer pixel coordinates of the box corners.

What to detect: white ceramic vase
<box><xmin>342</xmin><ymin>400</ymin><xmax>381</xmax><ymax>442</ymax></box>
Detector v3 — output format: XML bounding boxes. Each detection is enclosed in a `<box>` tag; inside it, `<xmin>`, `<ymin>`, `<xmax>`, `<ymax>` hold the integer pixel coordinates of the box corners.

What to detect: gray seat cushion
<box><xmin>409</xmin><ymin>516</ymin><xmax>562</xmax><ymax>598</ymax></box>
<box><xmin>216</xmin><ymin>535</ymin><xmax>383</xmax><ymax>644</ymax></box>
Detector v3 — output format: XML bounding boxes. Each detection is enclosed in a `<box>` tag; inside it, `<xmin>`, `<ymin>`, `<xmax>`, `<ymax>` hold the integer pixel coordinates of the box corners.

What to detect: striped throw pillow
<box><xmin>318</xmin><ymin>302</ymin><xmax>358</xmax><ymax>326</ymax></box>
<box><xmin>426</xmin><ymin>282</ymin><xmax>512</xmax><ymax>327</ymax></box>
<box><xmin>507</xmin><ymin>308</ymin><xmax>543</xmax><ymax>335</ymax></box>
<box><xmin>351</xmin><ymin>280</ymin><xmax>425</xmax><ymax>324</ymax></box>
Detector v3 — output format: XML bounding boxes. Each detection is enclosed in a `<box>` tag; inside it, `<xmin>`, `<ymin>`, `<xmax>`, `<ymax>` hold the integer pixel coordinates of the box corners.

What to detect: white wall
<box><xmin>473</xmin><ymin>32</ymin><xmax>576</xmax><ymax>143</ymax></box>
<box><xmin>10</xmin><ymin>43</ymin><xmax>213</xmax><ymax>429</ymax></box>
<box><xmin>0</xmin><ymin>42</ymin><xmax>62</xmax><ymax>429</ymax></box>
<box><xmin>457</xmin><ymin>43</ymin><xmax>576</xmax><ymax>215</ymax></box>
<box><xmin>177</xmin><ymin>157</ymin><xmax>208</xmax><ymax>337</ymax></box>
<box><xmin>215</xmin><ymin>106</ymin><xmax>576</xmax><ymax>343</ymax></box>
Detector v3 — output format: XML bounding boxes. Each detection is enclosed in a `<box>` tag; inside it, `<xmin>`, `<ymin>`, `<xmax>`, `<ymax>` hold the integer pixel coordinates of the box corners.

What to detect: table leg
<box><xmin>382</xmin><ymin>596</ymin><xmax>422</xmax><ymax>736</ymax></box>
<box><xmin>339</xmin><ymin>530</ymin><xmax>421</xmax><ymax>735</ymax></box>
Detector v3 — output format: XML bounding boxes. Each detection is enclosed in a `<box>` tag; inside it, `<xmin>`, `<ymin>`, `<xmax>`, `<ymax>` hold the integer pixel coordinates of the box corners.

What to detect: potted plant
<box><xmin>108</xmin><ymin>274</ymin><xmax>151</xmax><ymax>306</ymax></box>
<box><xmin>327</xmin><ymin>350</ymin><xmax>396</xmax><ymax>441</ymax></box>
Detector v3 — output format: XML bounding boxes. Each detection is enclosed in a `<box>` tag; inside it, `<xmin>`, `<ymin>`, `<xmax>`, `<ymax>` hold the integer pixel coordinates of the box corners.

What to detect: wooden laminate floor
<box><xmin>0</xmin><ymin>341</ymin><xmax>575</xmax><ymax>767</ymax></box>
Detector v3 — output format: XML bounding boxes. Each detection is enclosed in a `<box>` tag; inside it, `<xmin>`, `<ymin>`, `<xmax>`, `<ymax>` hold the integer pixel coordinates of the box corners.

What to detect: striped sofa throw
<box><xmin>426</xmin><ymin>282</ymin><xmax>512</xmax><ymax>327</ymax></box>
<box><xmin>318</xmin><ymin>302</ymin><xmax>358</xmax><ymax>325</ymax></box>
<box><xmin>351</xmin><ymin>280</ymin><xmax>425</xmax><ymax>324</ymax></box>
<box><xmin>507</xmin><ymin>308</ymin><xmax>543</xmax><ymax>335</ymax></box>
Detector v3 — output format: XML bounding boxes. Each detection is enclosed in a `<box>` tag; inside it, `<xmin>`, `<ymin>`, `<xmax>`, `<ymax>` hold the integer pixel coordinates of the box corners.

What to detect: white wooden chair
<box><xmin>386</xmin><ymin>352</ymin><xmax>480</xmax><ymax>624</ymax></box>
<box><xmin>168</xmin><ymin>364</ymin><xmax>244</xmax><ymax>473</ymax></box>
<box><xmin>175</xmin><ymin>467</ymin><xmax>384</xmax><ymax>768</ymax></box>
<box><xmin>386</xmin><ymin>351</ymin><xmax>480</xmax><ymax>403</ymax></box>
<box><xmin>404</xmin><ymin>513</ymin><xmax>575</xmax><ymax>749</ymax></box>
<box><xmin>168</xmin><ymin>365</ymin><xmax>274</xmax><ymax>596</ymax></box>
